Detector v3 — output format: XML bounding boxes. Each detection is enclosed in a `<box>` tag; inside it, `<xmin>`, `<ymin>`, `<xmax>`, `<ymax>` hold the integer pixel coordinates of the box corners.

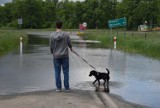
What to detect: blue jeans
<box><xmin>53</xmin><ymin>58</ymin><xmax>69</xmax><ymax>90</ymax></box>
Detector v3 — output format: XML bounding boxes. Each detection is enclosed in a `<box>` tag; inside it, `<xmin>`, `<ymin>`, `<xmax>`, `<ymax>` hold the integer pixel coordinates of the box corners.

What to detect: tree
<box><xmin>157</xmin><ymin>0</ymin><xmax>160</xmax><ymax>26</ymax></box>
<box><xmin>116</xmin><ymin>0</ymin><xmax>140</xmax><ymax>29</ymax></box>
<box><xmin>42</xmin><ymin>1</ymin><xmax>56</xmax><ymax>28</ymax></box>
<box><xmin>56</xmin><ymin>1</ymin><xmax>77</xmax><ymax>28</ymax></box>
<box><xmin>1</xmin><ymin>3</ymin><xmax>13</xmax><ymax>26</ymax></box>
<box><xmin>99</xmin><ymin>0</ymin><xmax>116</xmax><ymax>28</ymax></box>
<box><xmin>0</xmin><ymin>6</ymin><xmax>5</xmax><ymax>26</ymax></box>
<box><xmin>22</xmin><ymin>0</ymin><xmax>44</xmax><ymax>28</ymax></box>
<box><xmin>116</xmin><ymin>0</ymin><xmax>160</xmax><ymax>30</ymax></box>
<box><xmin>1</xmin><ymin>0</ymin><xmax>160</xmax><ymax>29</ymax></box>
<box><xmin>81</xmin><ymin>0</ymin><xmax>102</xmax><ymax>29</ymax></box>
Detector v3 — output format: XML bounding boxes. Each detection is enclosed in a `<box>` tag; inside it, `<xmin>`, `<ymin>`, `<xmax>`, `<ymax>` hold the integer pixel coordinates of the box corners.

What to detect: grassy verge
<box><xmin>83</xmin><ymin>30</ymin><xmax>160</xmax><ymax>59</ymax></box>
<box><xmin>0</xmin><ymin>30</ymin><xmax>28</xmax><ymax>56</ymax></box>
<box><xmin>0</xmin><ymin>28</ymin><xmax>77</xmax><ymax>57</ymax></box>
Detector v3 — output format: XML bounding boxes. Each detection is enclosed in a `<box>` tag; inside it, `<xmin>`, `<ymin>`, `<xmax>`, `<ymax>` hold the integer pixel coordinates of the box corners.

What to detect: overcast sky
<box><xmin>0</xmin><ymin>0</ymin><xmax>11</xmax><ymax>4</ymax></box>
<box><xmin>0</xmin><ymin>0</ymin><xmax>85</xmax><ymax>5</ymax></box>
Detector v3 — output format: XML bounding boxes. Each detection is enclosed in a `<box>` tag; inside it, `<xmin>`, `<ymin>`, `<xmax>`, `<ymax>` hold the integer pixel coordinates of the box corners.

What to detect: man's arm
<box><xmin>67</xmin><ymin>35</ymin><xmax>73</xmax><ymax>52</ymax></box>
<box><xmin>49</xmin><ymin>36</ymin><xmax>53</xmax><ymax>54</ymax></box>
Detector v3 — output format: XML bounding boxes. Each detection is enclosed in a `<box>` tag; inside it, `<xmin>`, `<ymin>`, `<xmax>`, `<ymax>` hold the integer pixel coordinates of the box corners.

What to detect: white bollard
<box><xmin>114</xmin><ymin>36</ymin><xmax>116</xmax><ymax>49</ymax></box>
<box><xmin>19</xmin><ymin>37</ymin><xmax>23</xmax><ymax>67</ymax></box>
<box><xmin>20</xmin><ymin>37</ymin><xmax>23</xmax><ymax>55</ymax></box>
<box><xmin>20</xmin><ymin>37</ymin><xmax>23</xmax><ymax>42</ymax></box>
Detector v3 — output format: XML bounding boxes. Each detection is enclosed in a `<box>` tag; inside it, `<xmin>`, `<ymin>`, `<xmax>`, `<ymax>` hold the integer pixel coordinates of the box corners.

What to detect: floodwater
<box><xmin>0</xmin><ymin>34</ymin><xmax>160</xmax><ymax>108</ymax></box>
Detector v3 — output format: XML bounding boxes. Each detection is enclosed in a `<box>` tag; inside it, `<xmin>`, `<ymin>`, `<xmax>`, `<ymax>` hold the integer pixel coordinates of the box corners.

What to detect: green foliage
<box><xmin>116</xmin><ymin>0</ymin><xmax>160</xmax><ymax>29</ymax></box>
<box><xmin>0</xmin><ymin>30</ymin><xmax>27</xmax><ymax>56</ymax></box>
<box><xmin>83</xmin><ymin>31</ymin><xmax>111</xmax><ymax>48</ymax></box>
<box><xmin>0</xmin><ymin>0</ymin><xmax>160</xmax><ymax>30</ymax></box>
<box><xmin>84</xmin><ymin>30</ymin><xmax>160</xmax><ymax>59</ymax></box>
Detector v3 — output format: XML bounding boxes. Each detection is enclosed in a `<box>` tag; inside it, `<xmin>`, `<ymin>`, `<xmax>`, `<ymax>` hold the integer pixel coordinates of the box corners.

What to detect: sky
<box><xmin>0</xmin><ymin>0</ymin><xmax>11</xmax><ymax>5</ymax></box>
<box><xmin>0</xmin><ymin>0</ymin><xmax>85</xmax><ymax>5</ymax></box>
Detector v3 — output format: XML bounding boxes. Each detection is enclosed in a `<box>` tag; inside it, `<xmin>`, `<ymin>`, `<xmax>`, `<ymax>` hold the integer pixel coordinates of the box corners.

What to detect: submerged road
<box><xmin>0</xmin><ymin>31</ymin><xmax>160</xmax><ymax>107</ymax></box>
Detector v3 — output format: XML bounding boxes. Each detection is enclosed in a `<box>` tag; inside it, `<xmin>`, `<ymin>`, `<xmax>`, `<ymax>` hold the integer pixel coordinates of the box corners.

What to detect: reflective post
<box><xmin>20</xmin><ymin>37</ymin><xmax>23</xmax><ymax>54</ymax></box>
<box><xmin>20</xmin><ymin>37</ymin><xmax>23</xmax><ymax>67</ymax></box>
<box><xmin>114</xmin><ymin>36</ymin><xmax>116</xmax><ymax>49</ymax></box>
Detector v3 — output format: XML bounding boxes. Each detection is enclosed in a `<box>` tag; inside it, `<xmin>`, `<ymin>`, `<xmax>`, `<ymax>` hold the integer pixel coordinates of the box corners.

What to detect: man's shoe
<box><xmin>65</xmin><ymin>88</ymin><xmax>70</xmax><ymax>92</ymax></box>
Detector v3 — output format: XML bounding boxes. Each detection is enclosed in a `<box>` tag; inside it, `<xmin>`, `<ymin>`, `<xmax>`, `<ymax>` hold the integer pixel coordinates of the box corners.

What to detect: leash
<box><xmin>73</xmin><ymin>51</ymin><xmax>96</xmax><ymax>70</ymax></box>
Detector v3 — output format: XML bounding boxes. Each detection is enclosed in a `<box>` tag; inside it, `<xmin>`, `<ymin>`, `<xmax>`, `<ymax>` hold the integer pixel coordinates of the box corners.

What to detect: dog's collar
<box><xmin>97</xmin><ymin>72</ymin><xmax>99</xmax><ymax>75</ymax></box>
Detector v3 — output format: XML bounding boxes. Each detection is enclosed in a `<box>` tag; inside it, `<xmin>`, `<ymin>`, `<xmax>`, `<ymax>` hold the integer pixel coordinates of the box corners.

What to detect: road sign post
<box><xmin>108</xmin><ymin>17</ymin><xmax>127</xmax><ymax>49</ymax></box>
<box><xmin>18</xmin><ymin>18</ymin><xmax>23</xmax><ymax>29</ymax></box>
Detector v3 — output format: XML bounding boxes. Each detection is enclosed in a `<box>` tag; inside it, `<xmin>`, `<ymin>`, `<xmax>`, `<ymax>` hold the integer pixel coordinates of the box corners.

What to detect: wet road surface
<box><xmin>0</xmin><ymin>33</ymin><xmax>160</xmax><ymax>107</ymax></box>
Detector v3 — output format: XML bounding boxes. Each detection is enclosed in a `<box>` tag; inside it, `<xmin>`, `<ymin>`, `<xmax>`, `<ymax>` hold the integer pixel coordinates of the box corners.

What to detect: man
<box><xmin>50</xmin><ymin>21</ymin><xmax>73</xmax><ymax>92</ymax></box>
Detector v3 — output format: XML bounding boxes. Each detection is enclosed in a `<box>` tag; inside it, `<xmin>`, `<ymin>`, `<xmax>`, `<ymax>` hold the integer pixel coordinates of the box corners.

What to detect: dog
<box><xmin>89</xmin><ymin>68</ymin><xmax>110</xmax><ymax>91</ymax></box>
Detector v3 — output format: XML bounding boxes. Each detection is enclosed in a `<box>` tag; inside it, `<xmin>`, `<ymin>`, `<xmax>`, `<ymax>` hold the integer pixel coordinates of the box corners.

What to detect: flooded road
<box><xmin>0</xmin><ymin>34</ymin><xmax>160</xmax><ymax>107</ymax></box>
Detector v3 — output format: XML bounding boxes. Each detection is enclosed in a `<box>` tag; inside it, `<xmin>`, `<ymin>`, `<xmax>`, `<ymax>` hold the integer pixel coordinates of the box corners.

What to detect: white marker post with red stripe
<box><xmin>114</xmin><ymin>36</ymin><xmax>116</xmax><ymax>49</ymax></box>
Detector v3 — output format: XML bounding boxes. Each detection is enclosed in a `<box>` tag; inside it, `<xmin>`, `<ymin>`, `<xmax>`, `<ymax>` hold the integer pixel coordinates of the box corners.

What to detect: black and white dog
<box><xmin>89</xmin><ymin>68</ymin><xmax>110</xmax><ymax>91</ymax></box>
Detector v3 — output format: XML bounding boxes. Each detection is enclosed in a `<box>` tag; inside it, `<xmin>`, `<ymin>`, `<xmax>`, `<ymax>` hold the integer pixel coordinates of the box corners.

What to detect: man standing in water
<box><xmin>50</xmin><ymin>21</ymin><xmax>73</xmax><ymax>92</ymax></box>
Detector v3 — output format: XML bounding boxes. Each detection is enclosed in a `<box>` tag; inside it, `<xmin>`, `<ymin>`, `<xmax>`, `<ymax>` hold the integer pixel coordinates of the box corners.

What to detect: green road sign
<box><xmin>108</xmin><ymin>17</ymin><xmax>127</xmax><ymax>28</ymax></box>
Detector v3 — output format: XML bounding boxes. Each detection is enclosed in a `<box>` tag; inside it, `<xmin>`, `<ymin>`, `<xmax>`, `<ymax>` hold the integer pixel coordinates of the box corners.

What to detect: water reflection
<box><xmin>93</xmin><ymin>83</ymin><xmax>110</xmax><ymax>93</ymax></box>
<box><xmin>28</xmin><ymin>35</ymin><xmax>49</xmax><ymax>45</ymax></box>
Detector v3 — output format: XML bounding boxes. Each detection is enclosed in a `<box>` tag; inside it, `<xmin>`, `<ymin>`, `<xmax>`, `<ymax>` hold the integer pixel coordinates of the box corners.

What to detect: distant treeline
<box><xmin>0</xmin><ymin>0</ymin><xmax>160</xmax><ymax>30</ymax></box>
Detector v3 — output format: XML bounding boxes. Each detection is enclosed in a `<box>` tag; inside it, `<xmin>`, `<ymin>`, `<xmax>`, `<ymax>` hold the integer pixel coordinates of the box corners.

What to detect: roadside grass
<box><xmin>83</xmin><ymin>30</ymin><xmax>160</xmax><ymax>59</ymax></box>
<box><xmin>0</xmin><ymin>30</ymin><xmax>27</xmax><ymax>56</ymax></box>
<box><xmin>0</xmin><ymin>29</ymin><xmax>159</xmax><ymax>59</ymax></box>
<box><xmin>0</xmin><ymin>28</ymin><xmax>76</xmax><ymax>57</ymax></box>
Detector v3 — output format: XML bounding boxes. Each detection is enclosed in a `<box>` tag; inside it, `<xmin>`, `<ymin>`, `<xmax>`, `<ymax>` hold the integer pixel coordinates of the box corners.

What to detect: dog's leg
<box><xmin>93</xmin><ymin>79</ymin><xmax>97</xmax><ymax>84</ymax></box>
<box><xmin>103</xmin><ymin>80</ymin><xmax>110</xmax><ymax>93</ymax></box>
<box><xmin>106</xmin><ymin>80</ymin><xmax>110</xmax><ymax>93</ymax></box>
<box><xmin>107</xmin><ymin>79</ymin><xmax>109</xmax><ymax>85</ymax></box>
<box><xmin>103</xmin><ymin>79</ymin><xmax>110</xmax><ymax>93</ymax></box>
<box><xmin>98</xmin><ymin>80</ymin><xmax>100</xmax><ymax>87</ymax></box>
<box><xmin>103</xmin><ymin>80</ymin><xmax>106</xmax><ymax>89</ymax></box>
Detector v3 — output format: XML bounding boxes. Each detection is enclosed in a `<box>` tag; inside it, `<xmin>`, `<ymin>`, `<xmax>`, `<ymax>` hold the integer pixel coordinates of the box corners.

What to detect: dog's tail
<box><xmin>106</xmin><ymin>68</ymin><xmax>110</xmax><ymax>74</ymax></box>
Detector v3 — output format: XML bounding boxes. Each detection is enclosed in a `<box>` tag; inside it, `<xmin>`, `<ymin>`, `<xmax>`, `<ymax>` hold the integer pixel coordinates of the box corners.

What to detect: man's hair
<box><xmin>56</xmin><ymin>21</ymin><xmax>62</xmax><ymax>29</ymax></box>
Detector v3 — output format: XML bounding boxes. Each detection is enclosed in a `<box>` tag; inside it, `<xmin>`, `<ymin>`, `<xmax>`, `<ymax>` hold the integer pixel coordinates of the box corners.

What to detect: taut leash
<box><xmin>73</xmin><ymin>51</ymin><xmax>96</xmax><ymax>70</ymax></box>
